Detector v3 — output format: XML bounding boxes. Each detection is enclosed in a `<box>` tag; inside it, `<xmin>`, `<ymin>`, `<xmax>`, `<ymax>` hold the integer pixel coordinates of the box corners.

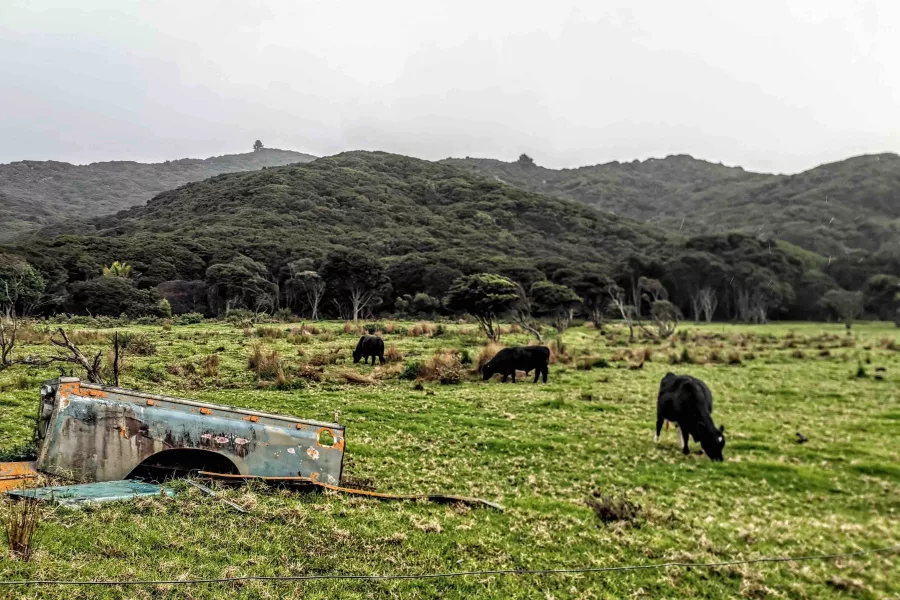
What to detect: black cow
<box><xmin>353</xmin><ymin>335</ymin><xmax>385</xmax><ymax>365</ymax></box>
<box><xmin>482</xmin><ymin>346</ymin><xmax>550</xmax><ymax>383</ymax></box>
<box><xmin>655</xmin><ymin>372</ymin><xmax>725</xmax><ymax>461</ymax></box>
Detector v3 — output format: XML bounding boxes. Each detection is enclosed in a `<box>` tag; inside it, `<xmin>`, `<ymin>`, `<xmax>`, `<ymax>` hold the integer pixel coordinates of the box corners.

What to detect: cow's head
<box><xmin>481</xmin><ymin>362</ymin><xmax>494</xmax><ymax>381</ymax></box>
<box><xmin>352</xmin><ymin>350</ymin><xmax>361</xmax><ymax>364</ymax></box>
<box><xmin>702</xmin><ymin>425</ymin><xmax>726</xmax><ymax>461</ymax></box>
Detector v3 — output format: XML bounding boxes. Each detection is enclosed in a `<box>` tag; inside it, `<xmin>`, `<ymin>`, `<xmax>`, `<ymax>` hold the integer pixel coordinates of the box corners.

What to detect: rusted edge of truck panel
<box><xmin>0</xmin><ymin>462</ymin><xmax>38</xmax><ymax>492</ymax></box>
<box><xmin>75</xmin><ymin>381</ymin><xmax>342</xmax><ymax>430</ymax></box>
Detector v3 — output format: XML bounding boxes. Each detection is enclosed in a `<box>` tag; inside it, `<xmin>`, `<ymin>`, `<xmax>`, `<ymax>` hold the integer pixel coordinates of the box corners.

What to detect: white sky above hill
<box><xmin>1</xmin><ymin>0</ymin><xmax>898</xmax><ymax>173</ymax></box>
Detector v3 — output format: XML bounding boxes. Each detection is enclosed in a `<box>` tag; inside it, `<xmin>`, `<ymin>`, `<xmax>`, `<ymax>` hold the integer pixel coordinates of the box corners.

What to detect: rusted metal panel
<box><xmin>9</xmin><ymin>480</ymin><xmax>173</xmax><ymax>506</ymax></box>
<box><xmin>35</xmin><ymin>378</ymin><xmax>344</xmax><ymax>484</ymax></box>
<box><xmin>0</xmin><ymin>461</ymin><xmax>38</xmax><ymax>492</ymax></box>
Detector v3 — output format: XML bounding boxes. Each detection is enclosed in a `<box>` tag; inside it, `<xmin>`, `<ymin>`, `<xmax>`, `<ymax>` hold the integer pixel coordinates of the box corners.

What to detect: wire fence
<box><xmin>0</xmin><ymin>544</ymin><xmax>896</xmax><ymax>587</ymax></box>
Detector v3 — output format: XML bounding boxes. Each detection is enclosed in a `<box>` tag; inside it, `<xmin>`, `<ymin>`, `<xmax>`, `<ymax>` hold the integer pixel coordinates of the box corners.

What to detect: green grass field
<box><xmin>1</xmin><ymin>319</ymin><xmax>898</xmax><ymax>599</ymax></box>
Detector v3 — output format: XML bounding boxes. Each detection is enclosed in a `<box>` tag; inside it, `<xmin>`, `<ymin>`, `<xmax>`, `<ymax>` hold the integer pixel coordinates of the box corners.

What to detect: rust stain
<box><xmin>200</xmin><ymin>407</ymin><xmax>212</xmax><ymax>415</ymax></box>
<box><xmin>243</xmin><ymin>415</ymin><xmax>259</xmax><ymax>422</ymax></box>
<box><xmin>0</xmin><ymin>462</ymin><xmax>38</xmax><ymax>492</ymax></box>
<box><xmin>146</xmin><ymin>399</ymin><xmax>156</xmax><ymax>406</ymax></box>
<box><xmin>295</xmin><ymin>423</ymin><xmax>307</xmax><ymax>430</ymax></box>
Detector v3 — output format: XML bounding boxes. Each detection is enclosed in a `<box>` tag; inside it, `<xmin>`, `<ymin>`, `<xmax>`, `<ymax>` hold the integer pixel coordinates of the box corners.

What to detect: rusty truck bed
<box><xmin>34</xmin><ymin>377</ymin><xmax>345</xmax><ymax>485</ymax></box>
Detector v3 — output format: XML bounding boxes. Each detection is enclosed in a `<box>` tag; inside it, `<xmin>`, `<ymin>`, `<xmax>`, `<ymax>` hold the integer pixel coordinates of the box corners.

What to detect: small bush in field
<box><xmin>117</xmin><ymin>332</ymin><xmax>157</xmax><ymax>356</ymax></box>
<box><xmin>459</xmin><ymin>348</ymin><xmax>472</xmax><ymax>365</ymax></box>
<box><xmin>256</xmin><ymin>326</ymin><xmax>285</xmax><ymax>339</ymax></box>
<box><xmin>419</xmin><ymin>349</ymin><xmax>464</xmax><ymax>384</ymax></box>
<box><xmin>399</xmin><ymin>361</ymin><xmax>423</xmax><ymax>381</ymax></box>
<box><xmin>174</xmin><ymin>312</ymin><xmax>204</xmax><ymax>325</ymax></box>
<box><xmin>727</xmin><ymin>350</ymin><xmax>743</xmax><ymax>365</ymax></box>
<box><xmin>309</xmin><ymin>349</ymin><xmax>343</xmax><ymax>366</ymax></box>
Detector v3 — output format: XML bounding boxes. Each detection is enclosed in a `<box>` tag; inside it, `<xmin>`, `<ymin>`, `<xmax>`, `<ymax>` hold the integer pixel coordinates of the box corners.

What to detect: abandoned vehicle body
<box><xmin>35</xmin><ymin>378</ymin><xmax>345</xmax><ymax>484</ymax></box>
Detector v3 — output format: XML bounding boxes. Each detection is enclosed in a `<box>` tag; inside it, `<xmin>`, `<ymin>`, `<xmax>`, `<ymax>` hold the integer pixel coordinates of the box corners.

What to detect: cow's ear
<box><xmin>719</xmin><ymin>424</ymin><xmax>725</xmax><ymax>434</ymax></box>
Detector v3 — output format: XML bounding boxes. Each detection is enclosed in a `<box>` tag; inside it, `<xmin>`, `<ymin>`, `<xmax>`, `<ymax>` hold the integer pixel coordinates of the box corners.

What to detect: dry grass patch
<box><xmin>309</xmin><ymin>348</ymin><xmax>343</xmax><ymax>366</ymax></box>
<box><xmin>335</xmin><ymin>369</ymin><xmax>378</xmax><ymax>385</ymax></box>
<box><xmin>384</xmin><ymin>344</ymin><xmax>403</xmax><ymax>363</ymax></box>
<box><xmin>248</xmin><ymin>346</ymin><xmax>284</xmax><ymax>380</ymax></box>
<box><xmin>476</xmin><ymin>341</ymin><xmax>504</xmax><ymax>372</ymax></box>
<box><xmin>409</xmin><ymin>321</ymin><xmax>437</xmax><ymax>337</ymax></box>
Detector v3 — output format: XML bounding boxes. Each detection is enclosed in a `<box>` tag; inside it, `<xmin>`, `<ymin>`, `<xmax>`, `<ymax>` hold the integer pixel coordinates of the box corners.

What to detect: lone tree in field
<box><xmin>321</xmin><ymin>250</ymin><xmax>388</xmax><ymax>322</ymax></box>
<box><xmin>650</xmin><ymin>299</ymin><xmax>681</xmax><ymax>338</ymax></box>
<box><xmin>253</xmin><ymin>139</ymin><xmax>264</xmax><ymax>152</ymax></box>
<box><xmin>445</xmin><ymin>273</ymin><xmax>519</xmax><ymax>341</ymax></box>
<box><xmin>530</xmin><ymin>280</ymin><xmax>581</xmax><ymax>339</ymax></box>
<box><xmin>823</xmin><ymin>289</ymin><xmax>864</xmax><ymax>329</ymax></box>
<box><xmin>517</xmin><ymin>153</ymin><xmax>535</xmax><ymax>167</ymax></box>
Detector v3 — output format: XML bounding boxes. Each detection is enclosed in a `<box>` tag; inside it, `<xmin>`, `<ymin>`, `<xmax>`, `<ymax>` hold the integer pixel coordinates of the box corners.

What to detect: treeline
<box><xmin>1</xmin><ymin>152</ymin><xmax>897</xmax><ymax>326</ymax></box>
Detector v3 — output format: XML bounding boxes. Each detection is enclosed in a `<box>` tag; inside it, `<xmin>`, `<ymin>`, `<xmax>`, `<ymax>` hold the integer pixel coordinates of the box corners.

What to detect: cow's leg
<box><xmin>655</xmin><ymin>416</ymin><xmax>664</xmax><ymax>443</ymax></box>
<box><xmin>511</xmin><ymin>370</ymin><xmax>516</xmax><ymax>383</ymax></box>
<box><xmin>542</xmin><ymin>366</ymin><xmax>548</xmax><ymax>383</ymax></box>
<box><xmin>533</xmin><ymin>369</ymin><xmax>539</xmax><ymax>383</ymax></box>
<box><xmin>379</xmin><ymin>354</ymin><xmax>385</xmax><ymax>365</ymax></box>
<box><xmin>501</xmin><ymin>374</ymin><xmax>508</xmax><ymax>383</ymax></box>
<box><xmin>677</xmin><ymin>423</ymin><xmax>690</xmax><ymax>455</ymax></box>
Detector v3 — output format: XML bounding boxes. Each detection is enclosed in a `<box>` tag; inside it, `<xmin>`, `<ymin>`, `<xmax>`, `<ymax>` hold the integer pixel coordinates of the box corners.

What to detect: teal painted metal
<box><xmin>35</xmin><ymin>378</ymin><xmax>345</xmax><ymax>484</ymax></box>
<box><xmin>9</xmin><ymin>480</ymin><xmax>173</xmax><ymax>506</ymax></box>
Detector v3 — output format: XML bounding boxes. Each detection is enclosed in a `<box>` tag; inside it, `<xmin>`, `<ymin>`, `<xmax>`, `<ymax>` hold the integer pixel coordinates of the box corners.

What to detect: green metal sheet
<box><xmin>8</xmin><ymin>480</ymin><xmax>174</xmax><ymax>507</ymax></box>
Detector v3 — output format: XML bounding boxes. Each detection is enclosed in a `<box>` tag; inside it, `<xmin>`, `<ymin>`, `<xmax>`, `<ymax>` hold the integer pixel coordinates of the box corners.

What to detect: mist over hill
<box><xmin>0</xmin><ymin>148</ymin><xmax>315</xmax><ymax>241</ymax></box>
<box><xmin>443</xmin><ymin>153</ymin><xmax>900</xmax><ymax>258</ymax></box>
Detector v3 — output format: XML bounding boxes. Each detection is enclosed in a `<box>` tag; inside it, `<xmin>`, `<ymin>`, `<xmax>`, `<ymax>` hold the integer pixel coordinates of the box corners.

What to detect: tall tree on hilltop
<box><xmin>253</xmin><ymin>140</ymin><xmax>264</xmax><ymax>152</ymax></box>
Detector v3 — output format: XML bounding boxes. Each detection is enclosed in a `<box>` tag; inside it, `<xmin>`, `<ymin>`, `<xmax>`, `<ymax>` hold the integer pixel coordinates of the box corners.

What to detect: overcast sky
<box><xmin>1</xmin><ymin>0</ymin><xmax>898</xmax><ymax>173</ymax></box>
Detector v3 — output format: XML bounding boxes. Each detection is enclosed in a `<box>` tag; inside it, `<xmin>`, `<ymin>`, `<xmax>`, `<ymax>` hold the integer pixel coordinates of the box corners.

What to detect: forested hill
<box><xmin>0</xmin><ymin>148</ymin><xmax>315</xmax><ymax>241</ymax></box>
<box><xmin>443</xmin><ymin>153</ymin><xmax>900</xmax><ymax>257</ymax></box>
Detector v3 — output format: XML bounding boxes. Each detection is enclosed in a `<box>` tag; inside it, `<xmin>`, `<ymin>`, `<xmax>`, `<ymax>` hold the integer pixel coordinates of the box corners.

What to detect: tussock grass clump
<box><xmin>476</xmin><ymin>341</ymin><xmax>504</xmax><ymax>372</ymax></box>
<box><xmin>309</xmin><ymin>348</ymin><xmax>343</xmax><ymax>366</ymax></box>
<box><xmin>791</xmin><ymin>349</ymin><xmax>806</xmax><ymax>359</ymax></box>
<box><xmin>586</xmin><ymin>490</ymin><xmax>642</xmax><ymax>525</ymax></box>
<box><xmin>640</xmin><ymin>347</ymin><xmax>653</xmax><ymax>362</ymax></box>
<box><xmin>419</xmin><ymin>349</ymin><xmax>465</xmax><ymax>384</ymax></box>
<box><xmin>707</xmin><ymin>349</ymin><xmax>722</xmax><ymax>363</ymax></box>
<box><xmin>881</xmin><ymin>337</ymin><xmax>898</xmax><ymax>351</ymax></box>
<box><xmin>840</xmin><ymin>336</ymin><xmax>856</xmax><ymax>348</ymax></box>
<box><xmin>373</xmin><ymin>363</ymin><xmax>404</xmax><ymax>380</ymax></box>
<box><xmin>727</xmin><ymin>350</ymin><xmax>743</xmax><ymax>365</ymax></box>
<box><xmin>409</xmin><ymin>321</ymin><xmax>437</xmax><ymax>337</ymax></box>
<box><xmin>2</xmin><ymin>495</ymin><xmax>44</xmax><ymax>561</ymax></box>
<box><xmin>855</xmin><ymin>362</ymin><xmax>867</xmax><ymax>378</ymax></box>
<box><xmin>248</xmin><ymin>346</ymin><xmax>284</xmax><ymax>380</ymax></box>
<box><xmin>201</xmin><ymin>354</ymin><xmax>220</xmax><ymax>378</ymax></box>
<box><xmin>343</xmin><ymin>322</ymin><xmax>363</xmax><ymax>335</ymax></box>
<box><xmin>399</xmin><ymin>362</ymin><xmax>422</xmax><ymax>381</ymax></box>
<box><xmin>385</xmin><ymin>345</ymin><xmax>403</xmax><ymax>363</ymax></box>
<box><xmin>255</xmin><ymin>326</ymin><xmax>285</xmax><ymax>339</ymax></box>
<box><xmin>12</xmin><ymin>326</ymin><xmax>50</xmax><ymax>345</ymax></box>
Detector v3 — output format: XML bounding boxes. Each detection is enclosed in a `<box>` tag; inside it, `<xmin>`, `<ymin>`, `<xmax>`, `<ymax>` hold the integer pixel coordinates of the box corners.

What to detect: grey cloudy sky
<box><xmin>1</xmin><ymin>0</ymin><xmax>898</xmax><ymax>173</ymax></box>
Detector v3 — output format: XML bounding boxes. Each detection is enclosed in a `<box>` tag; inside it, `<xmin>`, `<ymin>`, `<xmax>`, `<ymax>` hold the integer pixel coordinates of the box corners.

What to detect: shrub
<box><xmin>419</xmin><ymin>349</ymin><xmax>465</xmax><ymax>384</ymax></box>
<box><xmin>273</xmin><ymin>308</ymin><xmax>297</xmax><ymax>323</ymax></box>
<box><xmin>295</xmin><ymin>365</ymin><xmax>323</xmax><ymax>382</ymax></box>
<box><xmin>707</xmin><ymin>350</ymin><xmax>722</xmax><ymax>363</ymax></box>
<box><xmin>225</xmin><ymin>309</ymin><xmax>256</xmax><ymax>324</ymax></box>
<box><xmin>679</xmin><ymin>347</ymin><xmax>694</xmax><ymax>364</ymax></box>
<box><xmin>117</xmin><ymin>332</ymin><xmax>157</xmax><ymax>356</ymax></box>
<box><xmin>174</xmin><ymin>312</ymin><xmax>205</xmax><ymax>325</ymax></box>
<box><xmin>385</xmin><ymin>345</ymin><xmax>403</xmax><ymax>363</ymax></box>
<box><xmin>399</xmin><ymin>361</ymin><xmax>423</xmax><ymax>381</ymax></box>
<box><xmin>727</xmin><ymin>350</ymin><xmax>743</xmax><ymax>365</ymax></box>
<box><xmin>791</xmin><ymin>349</ymin><xmax>805</xmax><ymax>359</ymax></box>
<box><xmin>855</xmin><ymin>362</ymin><xmax>867</xmax><ymax>378</ymax></box>
<box><xmin>256</xmin><ymin>326</ymin><xmax>285</xmax><ymax>339</ymax></box>
<box><xmin>459</xmin><ymin>348</ymin><xmax>472</xmax><ymax>365</ymax></box>
<box><xmin>586</xmin><ymin>490</ymin><xmax>642</xmax><ymax>525</ymax></box>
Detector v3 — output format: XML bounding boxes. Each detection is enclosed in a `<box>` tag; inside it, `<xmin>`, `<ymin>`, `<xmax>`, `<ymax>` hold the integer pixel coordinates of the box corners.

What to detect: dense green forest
<box><xmin>1</xmin><ymin>152</ymin><xmax>897</xmax><ymax>325</ymax></box>
<box><xmin>444</xmin><ymin>153</ymin><xmax>900</xmax><ymax>258</ymax></box>
<box><xmin>0</xmin><ymin>148</ymin><xmax>314</xmax><ymax>241</ymax></box>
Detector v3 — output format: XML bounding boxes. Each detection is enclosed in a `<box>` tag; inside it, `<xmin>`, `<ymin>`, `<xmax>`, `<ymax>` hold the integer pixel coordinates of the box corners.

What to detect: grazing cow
<box><xmin>655</xmin><ymin>372</ymin><xmax>725</xmax><ymax>461</ymax></box>
<box><xmin>482</xmin><ymin>346</ymin><xmax>550</xmax><ymax>383</ymax></box>
<box><xmin>353</xmin><ymin>335</ymin><xmax>385</xmax><ymax>365</ymax></box>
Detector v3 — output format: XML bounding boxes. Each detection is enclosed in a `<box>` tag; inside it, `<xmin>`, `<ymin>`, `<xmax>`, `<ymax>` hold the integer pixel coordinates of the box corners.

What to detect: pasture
<box><xmin>0</xmin><ymin>319</ymin><xmax>898</xmax><ymax>599</ymax></box>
